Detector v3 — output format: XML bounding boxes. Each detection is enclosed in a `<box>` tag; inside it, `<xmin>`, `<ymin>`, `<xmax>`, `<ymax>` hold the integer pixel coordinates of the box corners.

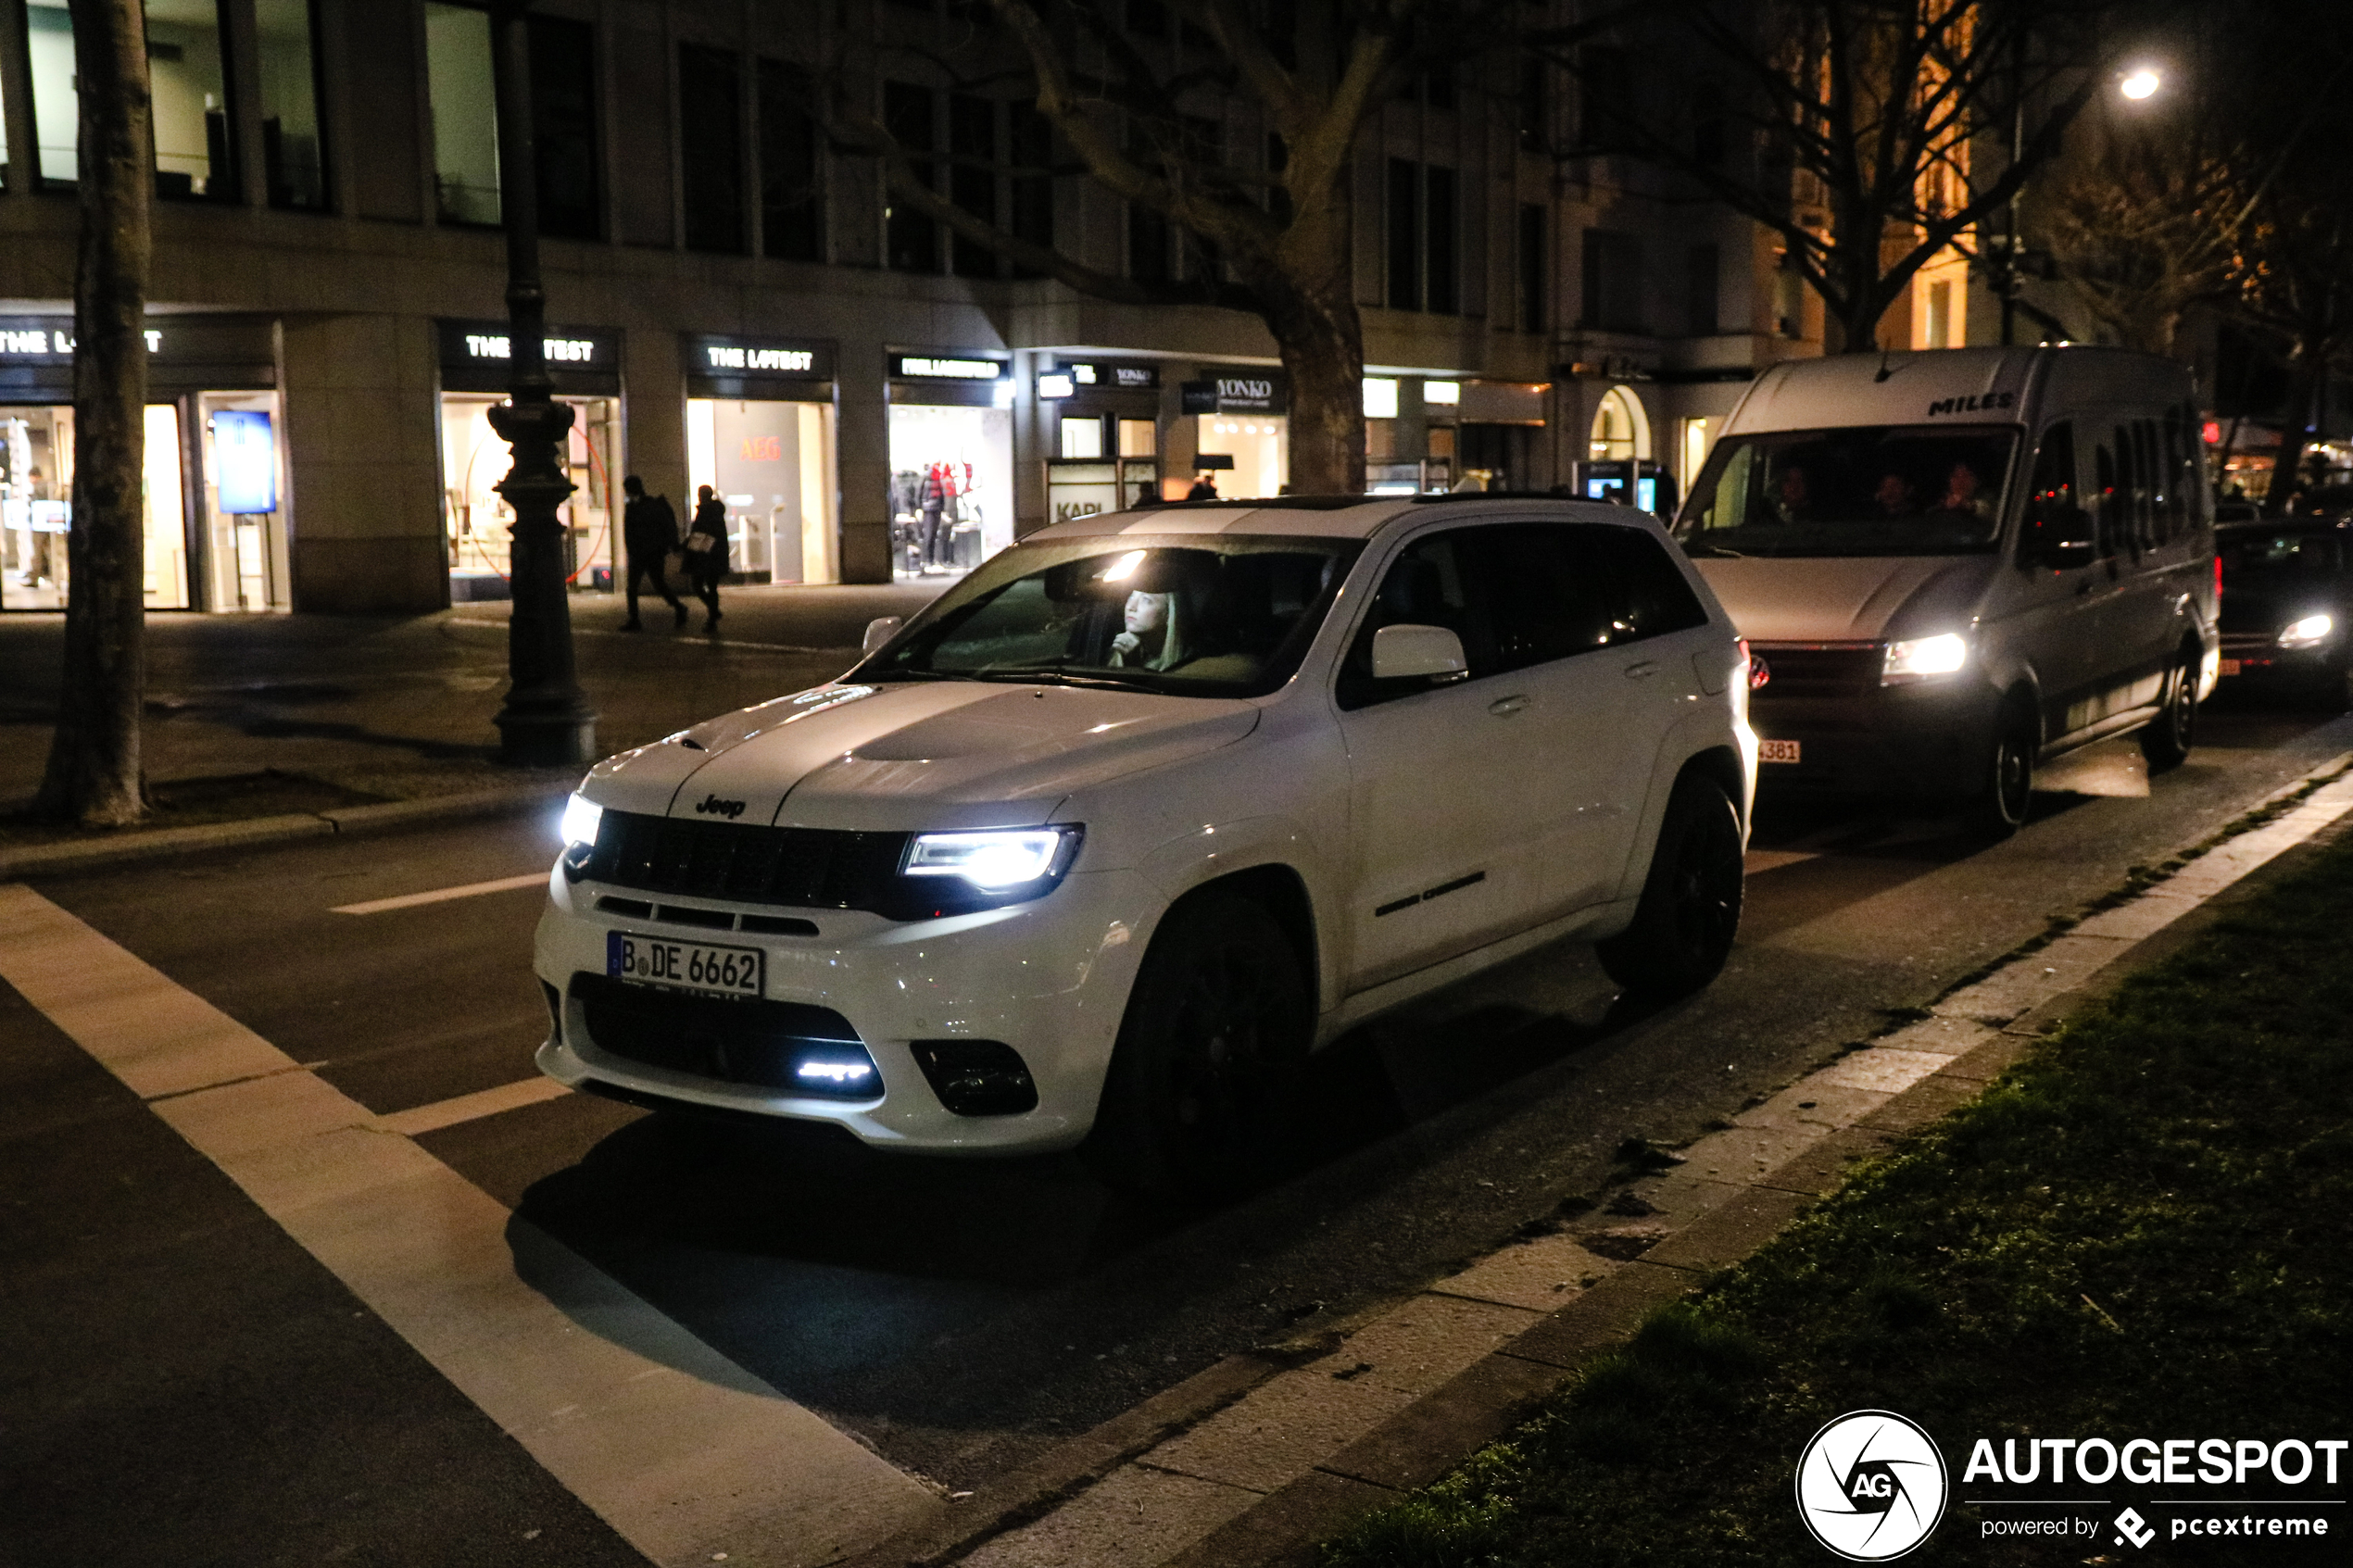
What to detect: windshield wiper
<box><xmin>966</xmin><ymin>667</ymin><xmax>1154</xmax><ymax>691</ymax></box>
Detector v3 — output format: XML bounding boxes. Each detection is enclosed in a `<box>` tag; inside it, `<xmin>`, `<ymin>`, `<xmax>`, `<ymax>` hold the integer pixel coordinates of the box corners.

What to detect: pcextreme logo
<box><xmin>1795</xmin><ymin>1411</ymin><xmax>1950</xmax><ymax>1561</ymax></box>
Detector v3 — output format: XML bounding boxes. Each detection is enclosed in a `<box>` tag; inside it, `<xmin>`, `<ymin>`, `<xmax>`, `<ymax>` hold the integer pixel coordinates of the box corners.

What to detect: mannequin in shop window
<box><xmin>685</xmin><ymin>485</ymin><xmax>730</xmax><ymax>631</ymax></box>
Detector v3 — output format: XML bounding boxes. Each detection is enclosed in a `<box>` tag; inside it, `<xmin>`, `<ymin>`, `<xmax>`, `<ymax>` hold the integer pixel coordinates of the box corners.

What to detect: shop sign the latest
<box><xmin>686</xmin><ymin>334</ymin><xmax>835</xmax><ymax>382</ymax></box>
<box><xmin>1181</xmin><ymin>373</ymin><xmax>1286</xmax><ymax>415</ymax></box>
<box><xmin>437</xmin><ymin>319</ymin><xmax>623</xmax><ymax>393</ymax></box>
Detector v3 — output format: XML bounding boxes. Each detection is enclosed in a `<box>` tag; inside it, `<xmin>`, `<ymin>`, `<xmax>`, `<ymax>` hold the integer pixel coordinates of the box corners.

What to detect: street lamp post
<box><xmin>486</xmin><ymin>0</ymin><xmax>597</xmax><ymax>766</ymax></box>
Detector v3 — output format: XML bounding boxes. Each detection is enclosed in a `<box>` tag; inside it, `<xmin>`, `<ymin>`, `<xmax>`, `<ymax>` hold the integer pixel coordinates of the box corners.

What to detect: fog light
<box><xmin>912</xmin><ymin>1040</ymin><xmax>1038</xmax><ymax>1116</ymax></box>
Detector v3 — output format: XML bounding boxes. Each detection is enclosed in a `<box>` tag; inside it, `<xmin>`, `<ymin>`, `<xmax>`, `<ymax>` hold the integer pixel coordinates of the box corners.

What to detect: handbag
<box><xmin>685</xmin><ymin>533</ymin><xmax>717</xmax><ymax>554</ymax></box>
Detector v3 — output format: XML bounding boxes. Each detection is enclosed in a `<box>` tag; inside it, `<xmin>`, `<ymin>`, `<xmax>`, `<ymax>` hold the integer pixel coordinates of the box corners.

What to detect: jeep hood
<box><xmin>1690</xmin><ymin>554</ymin><xmax>1995</xmax><ymax>643</ymax></box>
<box><xmin>581</xmin><ymin>681</ymin><xmax>1261</xmax><ymax>831</ymax></box>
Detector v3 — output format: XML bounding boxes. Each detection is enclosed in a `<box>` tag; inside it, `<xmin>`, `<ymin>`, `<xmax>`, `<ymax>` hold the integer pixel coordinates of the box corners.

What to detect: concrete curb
<box><xmin>878</xmin><ymin>755</ymin><xmax>2353</xmax><ymax>1568</ymax></box>
<box><xmin>0</xmin><ymin>781</ymin><xmax>574</xmax><ymax>882</ymax></box>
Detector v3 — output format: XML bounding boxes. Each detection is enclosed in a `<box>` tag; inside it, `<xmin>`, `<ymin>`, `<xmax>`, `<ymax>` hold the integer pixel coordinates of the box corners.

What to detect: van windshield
<box><xmin>1675</xmin><ymin>426</ymin><xmax>2018</xmax><ymax>558</ymax></box>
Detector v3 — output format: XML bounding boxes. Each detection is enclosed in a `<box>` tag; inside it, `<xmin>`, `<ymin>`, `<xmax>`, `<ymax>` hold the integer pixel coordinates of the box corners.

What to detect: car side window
<box><xmin>1587</xmin><ymin>525</ymin><xmax>1711</xmax><ymax>643</ymax></box>
<box><xmin>1337</xmin><ymin>530</ymin><xmax>1493</xmax><ymax>709</ymax></box>
<box><xmin>1470</xmin><ymin>524</ymin><xmax>1616</xmax><ymax>672</ymax></box>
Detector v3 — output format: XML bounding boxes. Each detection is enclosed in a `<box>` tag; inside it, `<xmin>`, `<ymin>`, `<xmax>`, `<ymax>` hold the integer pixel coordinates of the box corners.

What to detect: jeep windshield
<box><xmin>861</xmin><ymin>535</ymin><xmax>1363</xmax><ymax>698</ymax></box>
<box><xmin>1676</xmin><ymin>426</ymin><xmax>2019</xmax><ymax>558</ymax></box>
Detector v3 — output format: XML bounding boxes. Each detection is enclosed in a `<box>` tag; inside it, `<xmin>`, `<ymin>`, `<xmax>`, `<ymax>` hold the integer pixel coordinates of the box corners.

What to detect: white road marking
<box><xmin>0</xmin><ymin>884</ymin><xmax>940</xmax><ymax>1568</ymax></box>
<box><xmin>379</xmin><ymin>1075</ymin><xmax>574</xmax><ymax>1136</ymax></box>
<box><xmin>333</xmin><ymin>871</ymin><xmax>551</xmax><ymax>915</ymax></box>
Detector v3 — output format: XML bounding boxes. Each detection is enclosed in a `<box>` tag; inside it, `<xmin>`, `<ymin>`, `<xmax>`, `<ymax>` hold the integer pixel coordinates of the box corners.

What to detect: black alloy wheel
<box><xmin>2140</xmin><ymin>649</ymin><xmax>2199</xmax><ymax>771</ymax></box>
<box><xmin>1084</xmin><ymin>893</ymin><xmax>1310</xmax><ymax>1199</ymax></box>
<box><xmin>1596</xmin><ymin>774</ymin><xmax>1744</xmax><ymax>999</ymax></box>
<box><xmin>1978</xmin><ymin>704</ymin><xmax>2038</xmax><ymax>837</ymax></box>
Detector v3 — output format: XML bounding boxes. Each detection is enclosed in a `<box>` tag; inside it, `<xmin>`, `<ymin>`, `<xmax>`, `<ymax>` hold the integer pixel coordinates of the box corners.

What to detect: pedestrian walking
<box><xmin>618</xmin><ymin>474</ymin><xmax>685</xmax><ymax>630</ymax></box>
<box><xmin>685</xmin><ymin>484</ymin><xmax>730</xmax><ymax>631</ymax></box>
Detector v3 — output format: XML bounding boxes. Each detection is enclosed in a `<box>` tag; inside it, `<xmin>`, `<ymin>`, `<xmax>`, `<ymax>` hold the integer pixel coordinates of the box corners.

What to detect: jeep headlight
<box><xmin>905</xmin><ymin>828</ymin><xmax>1079</xmax><ymax>891</ymax></box>
<box><xmin>560</xmin><ymin>793</ymin><xmax>603</xmax><ymax>849</ymax></box>
<box><xmin>2279</xmin><ymin>613</ymin><xmax>2334</xmax><ymax>650</ymax></box>
<box><xmin>1881</xmin><ymin>633</ymin><xmax>1969</xmax><ymax>684</ymax></box>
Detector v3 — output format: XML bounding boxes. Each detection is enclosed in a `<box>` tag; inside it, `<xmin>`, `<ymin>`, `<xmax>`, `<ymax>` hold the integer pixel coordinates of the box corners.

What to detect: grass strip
<box><xmin>1326</xmin><ymin>832</ymin><xmax>2353</xmax><ymax>1567</ymax></box>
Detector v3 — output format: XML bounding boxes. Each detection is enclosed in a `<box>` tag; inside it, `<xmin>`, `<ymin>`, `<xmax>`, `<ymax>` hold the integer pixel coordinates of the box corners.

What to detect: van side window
<box><xmin>2132</xmin><ymin>419</ymin><xmax>2159</xmax><ymax>555</ymax></box>
<box><xmin>2093</xmin><ymin>436</ymin><xmax>2121</xmax><ymax>558</ymax></box>
<box><xmin>2020</xmin><ymin>422</ymin><xmax>2077</xmax><ymax>564</ymax></box>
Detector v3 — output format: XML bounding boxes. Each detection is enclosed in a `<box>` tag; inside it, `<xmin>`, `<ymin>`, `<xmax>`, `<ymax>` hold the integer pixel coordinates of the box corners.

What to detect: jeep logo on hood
<box><xmin>692</xmin><ymin>794</ymin><xmax>748</xmax><ymax>819</ymax></box>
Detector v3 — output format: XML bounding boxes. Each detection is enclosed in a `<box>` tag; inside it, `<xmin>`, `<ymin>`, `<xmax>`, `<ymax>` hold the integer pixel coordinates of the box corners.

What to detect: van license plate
<box><xmin>2218</xmin><ymin>659</ymin><xmax>2241</xmax><ymax>677</ymax></box>
<box><xmin>1759</xmin><ymin>739</ymin><xmax>1802</xmax><ymax>764</ymax></box>
<box><xmin>607</xmin><ymin>931</ymin><xmax>762</xmax><ymax>997</ymax></box>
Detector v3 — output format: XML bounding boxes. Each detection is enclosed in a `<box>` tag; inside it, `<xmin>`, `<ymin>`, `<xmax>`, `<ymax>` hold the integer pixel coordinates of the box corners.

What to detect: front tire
<box><xmin>1973</xmin><ymin>702</ymin><xmax>2038</xmax><ymax>837</ymax></box>
<box><xmin>2140</xmin><ymin>648</ymin><xmax>2199</xmax><ymax>771</ymax></box>
<box><xmin>1596</xmin><ymin>775</ymin><xmax>1744</xmax><ymax>999</ymax></box>
<box><xmin>1083</xmin><ymin>893</ymin><xmax>1311</xmax><ymax>1199</ymax></box>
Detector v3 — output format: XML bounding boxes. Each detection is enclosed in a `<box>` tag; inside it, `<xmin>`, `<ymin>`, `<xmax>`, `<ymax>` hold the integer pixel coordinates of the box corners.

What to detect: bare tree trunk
<box><xmin>35</xmin><ymin>0</ymin><xmax>153</xmax><ymax>827</ymax></box>
<box><xmin>1255</xmin><ymin>183</ymin><xmax>1365</xmax><ymax>495</ymax></box>
<box><xmin>2264</xmin><ymin>346</ymin><xmax>2324</xmax><ymax>516</ymax></box>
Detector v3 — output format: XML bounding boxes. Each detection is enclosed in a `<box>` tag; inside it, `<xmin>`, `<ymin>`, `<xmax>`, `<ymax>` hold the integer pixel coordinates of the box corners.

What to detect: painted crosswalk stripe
<box><xmin>0</xmin><ymin>884</ymin><xmax>939</xmax><ymax>1568</ymax></box>
<box><xmin>333</xmin><ymin>871</ymin><xmax>551</xmax><ymax>915</ymax></box>
<box><xmin>377</xmin><ymin>1075</ymin><xmax>573</xmax><ymax>1136</ymax></box>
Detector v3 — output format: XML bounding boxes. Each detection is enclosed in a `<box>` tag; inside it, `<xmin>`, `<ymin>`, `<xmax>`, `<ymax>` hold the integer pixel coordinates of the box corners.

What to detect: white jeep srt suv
<box><xmin>535</xmin><ymin>495</ymin><xmax>1758</xmax><ymax>1193</ymax></box>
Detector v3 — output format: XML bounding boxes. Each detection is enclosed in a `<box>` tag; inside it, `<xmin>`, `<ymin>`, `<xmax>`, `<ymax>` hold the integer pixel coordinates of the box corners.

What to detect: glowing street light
<box><xmin>2119</xmin><ymin>68</ymin><xmax>2162</xmax><ymax>101</ymax></box>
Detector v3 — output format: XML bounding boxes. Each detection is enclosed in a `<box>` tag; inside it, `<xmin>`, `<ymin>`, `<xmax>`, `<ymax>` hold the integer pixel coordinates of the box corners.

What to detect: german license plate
<box><xmin>607</xmin><ymin>931</ymin><xmax>762</xmax><ymax>997</ymax></box>
<box><xmin>2218</xmin><ymin>659</ymin><xmax>2241</xmax><ymax>677</ymax></box>
<box><xmin>1758</xmin><ymin>738</ymin><xmax>1802</xmax><ymax>764</ymax></box>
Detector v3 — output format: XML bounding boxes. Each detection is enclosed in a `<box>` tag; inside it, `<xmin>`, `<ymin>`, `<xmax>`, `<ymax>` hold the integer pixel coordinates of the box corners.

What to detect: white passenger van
<box><xmin>1673</xmin><ymin>346</ymin><xmax>2218</xmax><ymax>832</ymax></box>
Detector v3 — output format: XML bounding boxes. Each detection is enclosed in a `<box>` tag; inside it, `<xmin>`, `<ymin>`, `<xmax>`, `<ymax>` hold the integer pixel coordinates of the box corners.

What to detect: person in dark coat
<box><xmin>685</xmin><ymin>484</ymin><xmax>730</xmax><ymax>631</ymax></box>
<box><xmin>618</xmin><ymin>474</ymin><xmax>684</xmax><ymax>630</ymax></box>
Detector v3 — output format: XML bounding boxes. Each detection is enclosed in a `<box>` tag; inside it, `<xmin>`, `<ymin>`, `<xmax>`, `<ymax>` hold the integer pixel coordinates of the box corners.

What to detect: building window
<box><xmin>147</xmin><ymin>1</ymin><xmax>238</xmax><ymax>200</ymax></box>
<box><xmin>27</xmin><ymin>0</ymin><xmax>240</xmax><ymax>194</ymax></box>
<box><xmin>424</xmin><ymin>2</ymin><xmax>499</xmax><ymax>224</ymax></box>
<box><xmin>883</xmin><ymin>81</ymin><xmax>937</xmax><ymax>273</ymax></box>
<box><xmin>1581</xmin><ymin>229</ymin><xmax>1645</xmax><ymax>332</ymax></box>
<box><xmin>1924</xmin><ymin>279</ymin><xmax>1953</xmax><ymax>348</ymax></box>
<box><xmin>1386</xmin><ymin>157</ymin><xmax>1419</xmax><ymax>308</ymax></box>
<box><xmin>1579</xmin><ymin>47</ymin><xmax>1637</xmax><ymax>152</ymax></box>
<box><xmin>532</xmin><ymin>17</ymin><xmax>598</xmax><ymax>240</ymax></box>
<box><xmin>949</xmin><ymin>94</ymin><xmax>997</xmax><ymax>278</ymax></box>
<box><xmin>1010</xmin><ymin>100</ymin><xmax>1053</xmax><ymax>275</ymax></box>
<box><xmin>1775</xmin><ymin>264</ymin><xmax>1806</xmax><ymax>337</ymax></box>
<box><xmin>255</xmin><ymin>0</ymin><xmax>327</xmax><ymax>209</ymax></box>
<box><xmin>680</xmin><ymin>44</ymin><xmax>746</xmax><ymax>253</ymax></box>
<box><xmin>1059</xmin><ymin>416</ymin><xmax>1104</xmax><ymax>459</ymax></box>
<box><xmin>1518</xmin><ymin>204</ymin><xmax>1547</xmax><ymax>334</ymax></box>
<box><xmin>1516</xmin><ymin>56</ymin><xmax>1548</xmax><ymax>153</ymax></box>
<box><xmin>1687</xmin><ymin>243</ymin><xmax>1719</xmax><ymax>335</ymax></box>
<box><xmin>760</xmin><ymin>60</ymin><xmax>824</xmax><ymax>262</ymax></box>
<box><xmin>1425</xmin><ymin>165</ymin><xmax>1457</xmax><ymax>315</ymax></box>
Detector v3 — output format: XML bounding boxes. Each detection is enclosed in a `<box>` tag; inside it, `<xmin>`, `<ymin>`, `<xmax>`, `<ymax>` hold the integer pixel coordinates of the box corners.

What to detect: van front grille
<box><xmin>1749</xmin><ymin>642</ymin><xmax>1882</xmax><ymax>702</ymax></box>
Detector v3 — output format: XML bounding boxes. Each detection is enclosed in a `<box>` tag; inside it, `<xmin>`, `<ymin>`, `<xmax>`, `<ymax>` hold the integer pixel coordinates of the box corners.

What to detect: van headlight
<box><xmin>2279</xmin><ymin>613</ymin><xmax>2334</xmax><ymax>649</ymax></box>
<box><xmin>1881</xmin><ymin>633</ymin><xmax>1969</xmax><ymax>684</ymax></box>
<box><xmin>892</xmin><ymin>826</ymin><xmax>1085</xmax><ymax>915</ymax></box>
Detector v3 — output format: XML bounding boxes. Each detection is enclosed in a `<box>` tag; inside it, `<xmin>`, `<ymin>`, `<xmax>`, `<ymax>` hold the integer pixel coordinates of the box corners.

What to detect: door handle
<box><xmin>1488</xmin><ymin>695</ymin><xmax>1529</xmax><ymax>717</ymax></box>
<box><xmin>1624</xmin><ymin>660</ymin><xmax>1662</xmax><ymax>679</ymax></box>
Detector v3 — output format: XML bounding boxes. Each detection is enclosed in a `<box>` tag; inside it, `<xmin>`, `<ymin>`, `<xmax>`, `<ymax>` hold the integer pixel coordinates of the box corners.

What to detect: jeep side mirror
<box><xmin>1370</xmin><ymin>623</ymin><xmax>1469</xmax><ymax>682</ymax></box>
<box><xmin>862</xmin><ymin>616</ymin><xmax>903</xmax><ymax>656</ymax></box>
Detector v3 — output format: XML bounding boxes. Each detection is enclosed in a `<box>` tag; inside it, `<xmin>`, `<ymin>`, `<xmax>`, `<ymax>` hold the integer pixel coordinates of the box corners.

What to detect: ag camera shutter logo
<box><xmin>1795</xmin><ymin>1410</ymin><xmax>1949</xmax><ymax>1561</ymax></box>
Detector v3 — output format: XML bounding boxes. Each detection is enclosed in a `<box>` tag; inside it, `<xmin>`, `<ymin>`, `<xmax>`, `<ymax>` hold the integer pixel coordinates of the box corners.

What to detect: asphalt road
<box><xmin>6</xmin><ymin>693</ymin><xmax>2351</xmax><ymax>1567</ymax></box>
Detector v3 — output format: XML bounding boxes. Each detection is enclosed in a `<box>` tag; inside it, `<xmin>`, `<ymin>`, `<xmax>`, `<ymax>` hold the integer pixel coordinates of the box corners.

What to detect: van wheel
<box><xmin>2141</xmin><ymin>650</ymin><xmax>2199</xmax><ymax>771</ymax></box>
<box><xmin>1975</xmin><ymin>704</ymin><xmax>2037</xmax><ymax>837</ymax></box>
<box><xmin>1083</xmin><ymin>894</ymin><xmax>1310</xmax><ymax>1199</ymax></box>
<box><xmin>1596</xmin><ymin>775</ymin><xmax>1744</xmax><ymax>999</ymax></box>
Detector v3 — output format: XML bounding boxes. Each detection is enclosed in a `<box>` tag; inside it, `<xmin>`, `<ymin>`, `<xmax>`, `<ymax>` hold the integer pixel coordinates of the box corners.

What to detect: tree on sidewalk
<box><xmin>821</xmin><ymin>0</ymin><xmax>1611</xmax><ymax>494</ymax></box>
<box><xmin>1550</xmin><ymin>0</ymin><xmax>2117</xmax><ymax>353</ymax></box>
<box><xmin>35</xmin><ymin>0</ymin><xmax>154</xmax><ymax>827</ymax></box>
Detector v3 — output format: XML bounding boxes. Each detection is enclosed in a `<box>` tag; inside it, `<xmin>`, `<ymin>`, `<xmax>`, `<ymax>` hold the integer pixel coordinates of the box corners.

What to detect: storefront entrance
<box><xmin>683</xmin><ymin>334</ymin><xmax>839</xmax><ymax>584</ymax></box>
<box><xmin>1</xmin><ymin>403</ymin><xmax>193</xmax><ymax>612</ymax></box>
<box><xmin>438</xmin><ymin>393</ymin><xmax>619</xmax><ymax>601</ymax></box>
<box><xmin>1180</xmin><ymin>371</ymin><xmax>1289</xmax><ymax>498</ymax></box>
<box><xmin>436</xmin><ymin>319</ymin><xmax>623</xmax><ymax>603</ymax></box>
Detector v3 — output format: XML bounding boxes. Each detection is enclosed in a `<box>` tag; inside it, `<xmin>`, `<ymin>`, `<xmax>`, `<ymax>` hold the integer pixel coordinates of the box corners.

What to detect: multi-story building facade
<box><xmin>0</xmin><ymin>0</ymin><xmax>1931</xmax><ymax>617</ymax></box>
